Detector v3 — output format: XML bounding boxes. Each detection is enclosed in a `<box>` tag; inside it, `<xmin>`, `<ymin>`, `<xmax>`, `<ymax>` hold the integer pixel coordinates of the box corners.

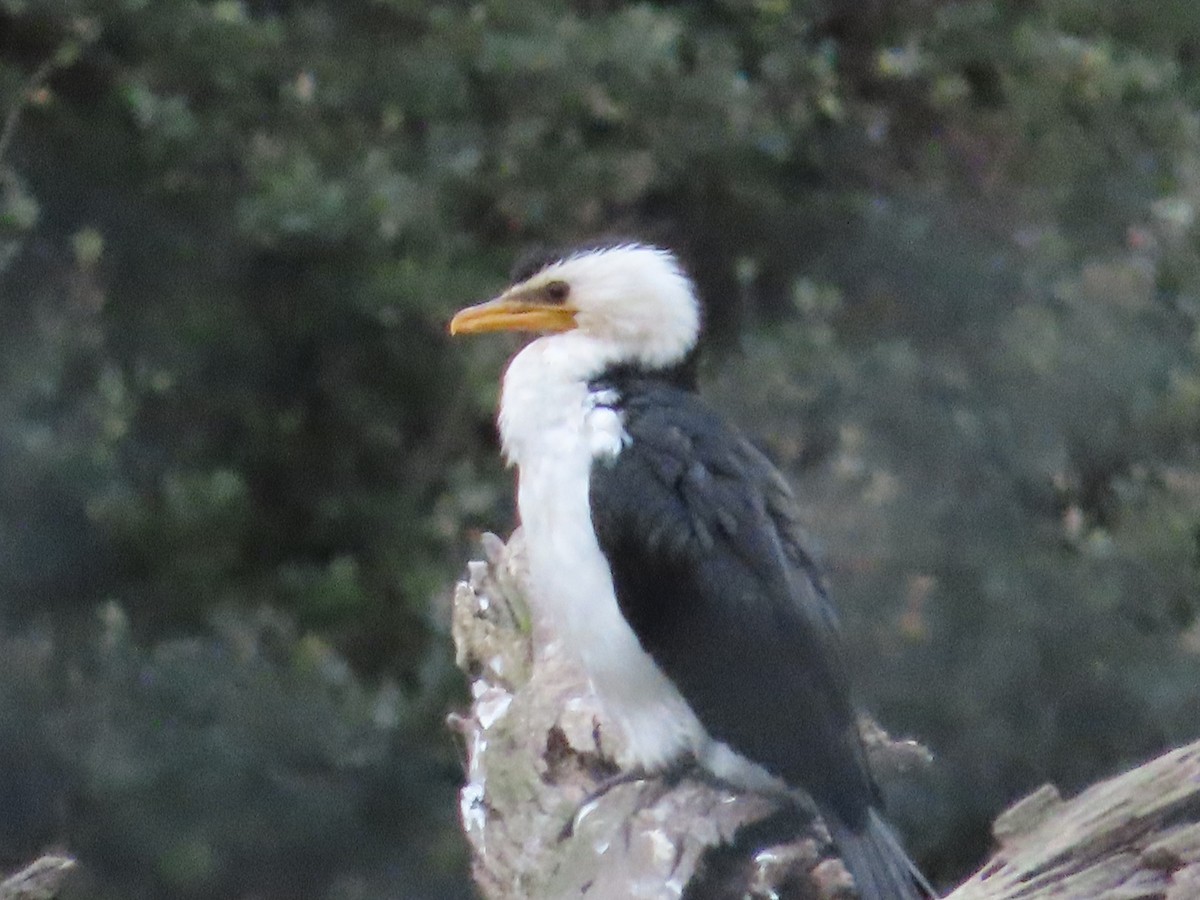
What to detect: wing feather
<box><xmin>589</xmin><ymin>382</ymin><xmax>878</xmax><ymax>825</ymax></box>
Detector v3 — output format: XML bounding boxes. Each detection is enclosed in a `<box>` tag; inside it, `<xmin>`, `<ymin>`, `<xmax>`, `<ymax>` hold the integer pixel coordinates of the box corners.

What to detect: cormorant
<box><xmin>450</xmin><ymin>242</ymin><xmax>928</xmax><ymax>899</ymax></box>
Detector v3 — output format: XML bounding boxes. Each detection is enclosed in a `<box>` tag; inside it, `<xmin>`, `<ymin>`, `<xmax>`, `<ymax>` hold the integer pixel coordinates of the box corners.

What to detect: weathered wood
<box><xmin>450</xmin><ymin>531</ymin><xmax>1200</xmax><ymax>900</ymax></box>
<box><xmin>947</xmin><ymin>741</ymin><xmax>1200</xmax><ymax>899</ymax></box>
<box><xmin>0</xmin><ymin>856</ymin><xmax>76</xmax><ymax>900</ymax></box>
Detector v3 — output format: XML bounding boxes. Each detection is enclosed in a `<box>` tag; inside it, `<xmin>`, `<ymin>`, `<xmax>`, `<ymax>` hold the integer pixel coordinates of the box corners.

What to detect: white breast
<box><xmin>497</xmin><ymin>336</ymin><xmax>709</xmax><ymax>770</ymax></box>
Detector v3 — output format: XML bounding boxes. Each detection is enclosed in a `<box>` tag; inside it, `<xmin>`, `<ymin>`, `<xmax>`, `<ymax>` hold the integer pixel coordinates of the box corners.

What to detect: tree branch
<box><xmin>0</xmin><ymin>856</ymin><xmax>76</xmax><ymax>900</ymax></box>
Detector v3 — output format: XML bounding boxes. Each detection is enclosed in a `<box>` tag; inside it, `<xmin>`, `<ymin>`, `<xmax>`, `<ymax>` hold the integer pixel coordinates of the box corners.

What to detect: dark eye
<box><xmin>545</xmin><ymin>280</ymin><xmax>570</xmax><ymax>303</ymax></box>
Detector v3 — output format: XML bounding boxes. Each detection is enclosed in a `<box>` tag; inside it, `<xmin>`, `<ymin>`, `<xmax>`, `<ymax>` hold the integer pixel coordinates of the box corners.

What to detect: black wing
<box><xmin>589</xmin><ymin>381</ymin><xmax>879</xmax><ymax>827</ymax></box>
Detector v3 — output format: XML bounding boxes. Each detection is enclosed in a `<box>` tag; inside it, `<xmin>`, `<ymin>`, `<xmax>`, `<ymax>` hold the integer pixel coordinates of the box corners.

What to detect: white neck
<box><xmin>497</xmin><ymin>331</ymin><xmax>631</xmax><ymax>468</ymax></box>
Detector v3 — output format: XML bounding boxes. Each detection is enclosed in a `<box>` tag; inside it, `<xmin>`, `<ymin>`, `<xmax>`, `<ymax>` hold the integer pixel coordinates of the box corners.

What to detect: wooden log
<box><xmin>947</xmin><ymin>742</ymin><xmax>1200</xmax><ymax>899</ymax></box>
<box><xmin>0</xmin><ymin>856</ymin><xmax>76</xmax><ymax>900</ymax></box>
<box><xmin>450</xmin><ymin>531</ymin><xmax>1200</xmax><ymax>899</ymax></box>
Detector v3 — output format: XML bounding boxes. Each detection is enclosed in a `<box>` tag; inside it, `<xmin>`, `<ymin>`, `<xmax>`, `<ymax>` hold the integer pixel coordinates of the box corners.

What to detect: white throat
<box><xmin>498</xmin><ymin>332</ymin><xmax>626</xmax><ymax>466</ymax></box>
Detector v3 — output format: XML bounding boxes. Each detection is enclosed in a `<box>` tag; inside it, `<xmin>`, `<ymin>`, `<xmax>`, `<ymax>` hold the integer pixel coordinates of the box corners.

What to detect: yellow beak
<box><xmin>449</xmin><ymin>292</ymin><xmax>578</xmax><ymax>336</ymax></box>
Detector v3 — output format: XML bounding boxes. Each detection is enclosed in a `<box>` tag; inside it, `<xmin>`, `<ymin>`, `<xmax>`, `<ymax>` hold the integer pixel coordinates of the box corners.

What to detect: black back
<box><xmin>588</xmin><ymin>369</ymin><xmax>880</xmax><ymax>827</ymax></box>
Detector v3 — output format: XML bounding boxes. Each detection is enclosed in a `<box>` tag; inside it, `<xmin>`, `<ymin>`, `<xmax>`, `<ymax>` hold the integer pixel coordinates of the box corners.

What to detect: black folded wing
<box><xmin>589</xmin><ymin>379</ymin><xmax>879</xmax><ymax>827</ymax></box>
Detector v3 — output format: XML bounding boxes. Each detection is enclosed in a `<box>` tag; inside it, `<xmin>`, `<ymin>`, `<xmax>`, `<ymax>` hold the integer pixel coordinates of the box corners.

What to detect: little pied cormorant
<box><xmin>450</xmin><ymin>242</ymin><xmax>929</xmax><ymax>900</ymax></box>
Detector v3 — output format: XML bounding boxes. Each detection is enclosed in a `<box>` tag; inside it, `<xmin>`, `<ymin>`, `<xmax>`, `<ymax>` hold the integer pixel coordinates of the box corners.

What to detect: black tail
<box><xmin>683</xmin><ymin>803</ymin><xmax>932</xmax><ymax>900</ymax></box>
<box><xmin>827</xmin><ymin>808</ymin><xmax>933</xmax><ymax>900</ymax></box>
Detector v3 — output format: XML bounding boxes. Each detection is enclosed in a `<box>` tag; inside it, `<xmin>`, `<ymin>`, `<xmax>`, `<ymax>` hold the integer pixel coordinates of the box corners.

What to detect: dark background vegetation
<box><xmin>1</xmin><ymin>0</ymin><xmax>1199</xmax><ymax>897</ymax></box>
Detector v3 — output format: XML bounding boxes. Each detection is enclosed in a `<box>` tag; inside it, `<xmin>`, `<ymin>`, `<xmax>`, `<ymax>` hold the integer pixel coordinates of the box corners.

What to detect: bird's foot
<box><xmin>559</xmin><ymin>754</ymin><xmax>721</xmax><ymax>841</ymax></box>
<box><xmin>559</xmin><ymin>766</ymin><xmax>654</xmax><ymax>840</ymax></box>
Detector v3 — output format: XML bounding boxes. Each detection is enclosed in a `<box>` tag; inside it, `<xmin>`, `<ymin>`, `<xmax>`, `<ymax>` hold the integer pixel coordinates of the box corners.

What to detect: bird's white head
<box><xmin>450</xmin><ymin>243</ymin><xmax>701</xmax><ymax>371</ymax></box>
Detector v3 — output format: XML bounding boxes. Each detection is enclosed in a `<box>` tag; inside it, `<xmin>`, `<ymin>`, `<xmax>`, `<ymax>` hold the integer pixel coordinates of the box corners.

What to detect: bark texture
<box><xmin>947</xmin><ymin>743</ymin><xmax>1200</xmax><ymax>900</ymax></box>
<box><xmin>450</xmin><ymin>531</ymin><xmax>1200</xmax><ymax>900</ymax></box>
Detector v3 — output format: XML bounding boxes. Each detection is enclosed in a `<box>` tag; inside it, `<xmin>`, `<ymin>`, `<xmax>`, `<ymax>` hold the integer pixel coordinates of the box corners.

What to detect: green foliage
<box><xmin>0</xmin><ymin>608</ymin><xmax>461</xmax><ymax>898</ymax></box>
<box><xmin>0</xmin><ymin>0</ymin><xmax>1198</xmax><ymax>895</ymax></box>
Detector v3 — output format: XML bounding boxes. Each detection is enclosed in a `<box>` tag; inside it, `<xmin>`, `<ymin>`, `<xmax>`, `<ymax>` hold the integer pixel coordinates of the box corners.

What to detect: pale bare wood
<box><xmin>0</xmin><ymin>856</ymin><xmax>75</xmax><ymax>900</ymax></box>
<box><xmin>948</xmin><ymin>741</ymin><xmax>1200</xmax><ymax>900</ymax></box>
